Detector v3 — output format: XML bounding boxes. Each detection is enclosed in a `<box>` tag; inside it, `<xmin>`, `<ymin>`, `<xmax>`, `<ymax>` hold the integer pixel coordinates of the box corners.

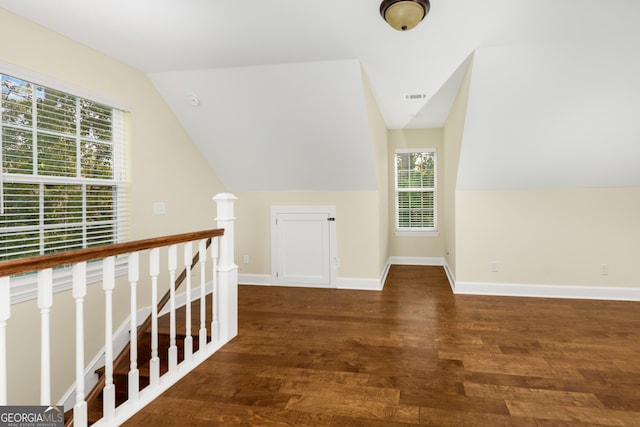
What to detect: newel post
<box><xmin>213</xmin><ymin>193</ymin><xmax>238</xmax><ymax>343</ymax></box>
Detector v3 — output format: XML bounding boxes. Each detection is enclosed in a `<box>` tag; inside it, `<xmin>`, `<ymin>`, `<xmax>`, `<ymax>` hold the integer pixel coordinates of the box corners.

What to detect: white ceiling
<box><xmin>2</xmin><ymin>0</ymin><xmax>640</xmax><ymax>191</ymax></box>
<box><xmin>0</xmin><ymin>0</ymin><xmax>491</xmax><ymax>129</ymax></box>
<box><xmin>148</xmin><ymin>59</ymin><xmax>379</xmax><ymax>191</ymax></box>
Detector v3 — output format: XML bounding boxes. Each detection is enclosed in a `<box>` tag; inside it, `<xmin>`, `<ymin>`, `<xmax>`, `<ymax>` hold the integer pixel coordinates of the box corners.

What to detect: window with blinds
<box><xmin>395</xmin><ymin>149</ymin><xmax>436</xmax><ymax>233</ymax></box>
<box><xmin>1</xmin><ymin>73</ymin><xmax>127</xmax><ymax>262</ymax></box>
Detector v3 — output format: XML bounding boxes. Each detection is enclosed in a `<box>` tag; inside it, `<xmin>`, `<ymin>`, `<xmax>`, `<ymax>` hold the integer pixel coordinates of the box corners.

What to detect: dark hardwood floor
<box><xmin>123</xmin><ymin>265</ymin><xmax>640</xmax><ymax>426</ymax></box>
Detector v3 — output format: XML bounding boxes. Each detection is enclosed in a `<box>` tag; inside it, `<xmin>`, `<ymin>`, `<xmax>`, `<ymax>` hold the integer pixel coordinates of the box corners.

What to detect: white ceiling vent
<box><xmin>404</xmin><ymin>93</ymin><xmax>427</xmax><ymax>100</ymax></box>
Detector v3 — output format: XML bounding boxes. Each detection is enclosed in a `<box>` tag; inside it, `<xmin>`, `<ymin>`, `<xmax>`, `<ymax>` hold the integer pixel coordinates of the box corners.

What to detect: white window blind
<box><xmin>1</xmin><ymin>73</ymin><xmax>128</xmax><ymax>262</ymax></box>
<box><xmin>395</xmin><ymin>149</ymin><xmax>436</xmax><ymax>233</ymax></box>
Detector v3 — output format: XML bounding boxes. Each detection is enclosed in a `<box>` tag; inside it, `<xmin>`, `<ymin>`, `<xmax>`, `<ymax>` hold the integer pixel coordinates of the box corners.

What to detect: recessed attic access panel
<box><xmin>270</xmin><ymin>206</ymin><xmax>337</xmax><ymax>288</ymax></box>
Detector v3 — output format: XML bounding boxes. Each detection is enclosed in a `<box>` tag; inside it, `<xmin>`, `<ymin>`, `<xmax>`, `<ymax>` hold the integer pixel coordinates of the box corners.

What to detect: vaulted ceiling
<box><xmin>1</xmin><ymin>0</ymin><xmax>639</xmax><ymax>191</ymax></box>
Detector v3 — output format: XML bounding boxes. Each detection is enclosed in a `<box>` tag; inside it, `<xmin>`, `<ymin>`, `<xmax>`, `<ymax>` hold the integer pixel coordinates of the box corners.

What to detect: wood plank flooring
<box><xmin>123</xmin><ymin>265</ymin><xmax>640</xmax><ymax>426</ymax></box>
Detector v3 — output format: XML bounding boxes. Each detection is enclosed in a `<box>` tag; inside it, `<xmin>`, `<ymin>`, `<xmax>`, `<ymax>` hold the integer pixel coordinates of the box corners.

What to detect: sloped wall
<box><xmin>149</xmin><ymin>59</ymin><xmax>378</xmax><ymax>193</ymax></box>
<box><xmin>459</xmin><ymin>40</ymin><xmax>640</xmax><ymax>190</ymax></box>
<box><xmin>442</xmin><ymin>59</ymin><xmax>474</xmax><ymax>278</ymax></box>
<box><xmin>454</xmin><ymin>42</ymin><xmax>640</xmax><ymax>294</ymax></box>
<box><xmin>361</xmin><ymin>67</ymin><xmax>390</xmax><ymax>275</ymax></box>
<box><xmin>1</xmin><ymin>8</ymin><xmax>226</xmax><ymax>404</ymax></box>
<box><xmin>232</xmin><ymin>65</ymin><xmax>389</xmax><ymax>285</ymax></box>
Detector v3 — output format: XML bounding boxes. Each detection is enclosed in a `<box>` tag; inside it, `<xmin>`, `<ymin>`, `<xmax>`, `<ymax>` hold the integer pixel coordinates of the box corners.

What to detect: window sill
<box><xmin>394</xmin><ymin>229</ymin><xmax>439</xmax><ymax>237</ymax></box>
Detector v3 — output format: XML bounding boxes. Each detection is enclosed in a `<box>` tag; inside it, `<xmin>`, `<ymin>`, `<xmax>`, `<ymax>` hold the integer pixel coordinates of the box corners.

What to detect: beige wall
<box><xmin>1</xmin><ymin>9</ymin><xmax>225</xmax><ymax>404</ymax></box>
<box><xmin>387</xmin><ymin>129</ymin><xmax>445</xmax><ymax>258</ymax></box>
<box><xmin>234</xmin><ymin>70</ymin><xmax>390</xmax><ymax>283</ymax></box>
<box><xmin>235</xmin><ymin>191</ymin><xmax>383</xmax><ymax>280</ymax></box>
<box><xmin>453</xmin><ymin>54</ymin><xmax>640</xmax><ymax>290</ymax></box>
<box><xmin>456</xmin><ymin>188</ymin><xmax>640</xmax><ymax>287</ymax></box>
<box><xmin>442</xmin><ymin>59</ymin><xmax>474</xmax><ymax>277</ymax></box>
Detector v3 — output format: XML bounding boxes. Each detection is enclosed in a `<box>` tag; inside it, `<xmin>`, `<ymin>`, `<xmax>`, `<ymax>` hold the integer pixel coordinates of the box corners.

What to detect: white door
<box><xmin>271</xmin><ymin>206</ymin><xmax>336</xmax><ymax>287</ymax></box>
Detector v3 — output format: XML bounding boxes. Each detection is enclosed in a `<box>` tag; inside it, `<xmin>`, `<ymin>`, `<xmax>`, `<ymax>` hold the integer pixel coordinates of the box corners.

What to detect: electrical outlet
<box><xmin>600</xmin><ymin>264</ymin><xmax>608</xmax><ymax>275</ymax></box>
<box><xmin>490</xmin><ymin>261</ymin><xmax>499</xmax><ymax>272</ymax></box>
<box><xmin>243</xmin><ymin>255</ymin><xmax>249</xmax><ymax>264</ymax></box>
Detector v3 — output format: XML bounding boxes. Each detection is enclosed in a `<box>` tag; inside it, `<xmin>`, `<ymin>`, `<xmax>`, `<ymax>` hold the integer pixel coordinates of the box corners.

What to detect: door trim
<box><xmin>270</xmin><ymin>205</ymin><xmax>337</xmax><ymax>287</ymax></box>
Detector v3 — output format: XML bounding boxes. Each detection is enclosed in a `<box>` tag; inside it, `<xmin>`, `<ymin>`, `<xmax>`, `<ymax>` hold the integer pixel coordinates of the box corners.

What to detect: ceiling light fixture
<box><xmin>380</xmin><ymin>0</ymin><xmax>430</xmax><ymax>31</ymax></box>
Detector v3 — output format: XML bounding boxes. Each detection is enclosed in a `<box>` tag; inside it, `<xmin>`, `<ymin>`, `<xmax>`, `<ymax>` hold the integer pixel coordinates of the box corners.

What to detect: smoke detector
<box><xmin>188</xmin><ymin>95</ymin><xmax>201</xmax><ymax>107</ymax></box>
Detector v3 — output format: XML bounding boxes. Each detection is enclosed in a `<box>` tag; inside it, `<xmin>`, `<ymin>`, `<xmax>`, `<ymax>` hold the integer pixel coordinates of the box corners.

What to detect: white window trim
<box><xmin>0</xmin><ymin>60</ymin><xmax>131</xmax><ymax>111</ymax></box>
<box><xmin>394</xmin><ymin>148</ymin><xmax>438</xmax><ymax>236</ymax></box>
<box><xmin>394</xmin><ymin>229</ymin><xmax>439</xmax><ymax>237</ymax></box>
<box><xmin>1</xmin><ymin>64</ymin><xmax>130</xmax><ymax>303</ymax></box>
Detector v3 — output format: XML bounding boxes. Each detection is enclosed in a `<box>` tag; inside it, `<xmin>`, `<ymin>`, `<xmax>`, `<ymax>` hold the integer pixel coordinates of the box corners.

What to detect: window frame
<box><xmin>394</xmin><ymin>148</ymin><xmax>438</xmax><ymax>237</ymax></box>
<box><xmin>1</xmin><ymin>64</ymin><xmax>129</xmax><ymax>303</ymax></box>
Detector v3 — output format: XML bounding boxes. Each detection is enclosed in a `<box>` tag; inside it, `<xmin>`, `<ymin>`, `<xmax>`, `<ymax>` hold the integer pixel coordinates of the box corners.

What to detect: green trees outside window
<box><xmin>1</xmin><ymin>74</ymin><xmax>124</xmax><ymax>261</ymax></box>
<box><xmin>395</xmin><ymin>150</ymin><xmax>436</xmax><ymax>231</ymax></box>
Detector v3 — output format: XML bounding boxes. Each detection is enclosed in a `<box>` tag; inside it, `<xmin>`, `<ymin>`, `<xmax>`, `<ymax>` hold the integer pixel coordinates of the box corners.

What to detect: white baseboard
<box><xmin>455</xmin><ymin>281</ymin><xmax>640</xmax><ymax>301</ymax></box>
<box><xmin>336</xmin><ymin>277</ymin><xmax>383</xmax><ymax>291</ymax></box>
<box><xmin>379</xmin><ymin>261</ymin><xmax>392</xmax><ymax>290</ymax></box>
<box><xmin>239</xmin><ymin>273</ymin><xmax>384</xmax><ymax>291</ymax></box>
<box><xmin>158</xmin><ymin>282</ymin><xmax>213</xmax><ymax>317</ymax></box>
<box><xmin>385</xmin><ymin>258</ymin><xmax>640</xmax><ymax>302</ymax></box>
<box><xmin>238</xmin><ymin>273</ymin><xmax>273</xmax><ymax>286</ymax></box>
<box><xmin>443</xmin><ymin>260</ymin><xmax>456</xmax><ymax>293</ymax></box>
<box><xmin>239</xmin><ymin>257</ymin><xmax>445</xmax><ymax>292</ymax></box>
<box><xmin>245</xmin><ymin>261</ymin><xmax>640</xmax><ymax>302</ymax></box>
<box><xmin>388</xmin><ymin>256</ymin><xmax>444</xmax><ymax>266</ymax></box>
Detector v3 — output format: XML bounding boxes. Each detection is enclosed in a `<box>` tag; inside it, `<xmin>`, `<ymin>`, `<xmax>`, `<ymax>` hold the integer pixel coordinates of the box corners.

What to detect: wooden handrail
<box><xmin>0</xmin><ymin>229</ymin><xmax>224</xmax><ymax>277</ymax></box>
<box><xmin>63</xmin><ymin>233</ymin><xmax>219</xmax><ymax>426</ymax></box>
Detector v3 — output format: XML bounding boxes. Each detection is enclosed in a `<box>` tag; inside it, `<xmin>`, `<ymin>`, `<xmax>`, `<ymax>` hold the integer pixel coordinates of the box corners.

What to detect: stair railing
<box><xmin>70</xmin><ymin>236</ymin><xmax>214</xmax><ymax>427</ymax></box>
<box><xmin>0</xmin><ymin>193</ymin><xmax>238</xmax><ymax>427</ymax></box>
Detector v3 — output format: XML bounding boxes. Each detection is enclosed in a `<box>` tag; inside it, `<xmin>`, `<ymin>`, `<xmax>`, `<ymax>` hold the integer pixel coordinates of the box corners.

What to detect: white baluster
<box><xmin>0</xmin><ymin>277</ymin><xmax>10</xmax><ymax>405</ymax></box>
<box><xmin>198</xmin><ymin>239</ymin><xmax>207</xmax><ymax>351</ymax></box>
<box><xmin>102</xmin><ymin>257</ymin><xmax>116</xmax><ymax>421</ymax></box>
<box><xmin>183</xmin><ymin>242</ymin><xmax>193</xmax><ymax>362</ymax></box>
<box><xmin>149</xmin><ymin>248</ymin><xmax>160</xmax><ymax>387</ymax></box>
<box><xmin>72</xmin><ymin>262</ymin><xmax>88</xmax><ymax>427</ymax></box>
<box><xmin>210</xmin><ymin>237</ymin><xmax>219</xmax><ymax>342</ymax></box>
<box><xmin>128</xmin><ymin>252</ymin><xmax>140</xmax><ymax>403</ymax></box>
<box><xmin>38</xmin><ymin>268</ymin><xmax>53</xmax><ymax>405</ymax></box>
<box><xmin>168</xmin><ymin>245</ymin><xmax>178</xmax><ymax>372</ymax></box>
